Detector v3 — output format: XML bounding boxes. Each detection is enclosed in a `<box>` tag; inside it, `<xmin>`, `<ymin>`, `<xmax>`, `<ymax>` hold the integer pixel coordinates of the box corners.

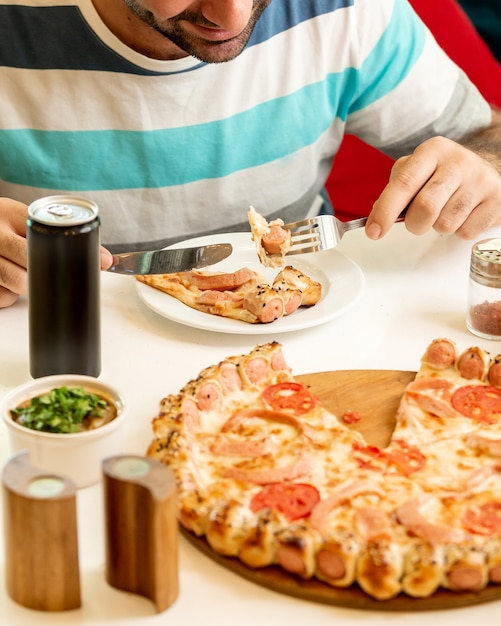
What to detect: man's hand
<box><xmin>366</xmin><ymin>112</ymin><xmax>501</xmax><ymax>240</ymax></box>
<box><xmin>0</xmin><ymin>198</ymin><xmax>29</xmax><ymax>308</ymax></box>
<box><xmin>0</xmin><ymin>198</ymin><xmax>114</xmax><ymax>309</ymax></box>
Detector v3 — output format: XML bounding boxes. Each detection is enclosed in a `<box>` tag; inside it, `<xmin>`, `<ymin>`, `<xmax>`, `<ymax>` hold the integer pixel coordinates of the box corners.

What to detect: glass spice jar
<box><xmin>467</xmin><ymin>238</ymin><xmax>501</xmax><ymax>340</ymax></box>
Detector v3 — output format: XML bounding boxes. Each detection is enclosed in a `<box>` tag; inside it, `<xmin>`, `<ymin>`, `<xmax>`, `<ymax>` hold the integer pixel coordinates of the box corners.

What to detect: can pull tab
<box><xmin>47</xmin><ymin>204</ymin><xmax>74</xmax><ymax>217</ymax></box>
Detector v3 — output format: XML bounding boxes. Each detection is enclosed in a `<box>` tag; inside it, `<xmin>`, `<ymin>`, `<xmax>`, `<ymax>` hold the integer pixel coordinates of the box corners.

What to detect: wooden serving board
<box><xmin>181</xmin><ymin>370</ymin><xmax>501</xmax><ymax>611</ymax></box>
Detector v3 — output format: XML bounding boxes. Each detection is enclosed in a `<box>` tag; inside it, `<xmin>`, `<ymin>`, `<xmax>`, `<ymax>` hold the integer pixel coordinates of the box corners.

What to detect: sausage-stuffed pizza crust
<box><xmin>147</xmin><ymin>339</ymin><xmax>501</xmax><ymax>601</ymax></box>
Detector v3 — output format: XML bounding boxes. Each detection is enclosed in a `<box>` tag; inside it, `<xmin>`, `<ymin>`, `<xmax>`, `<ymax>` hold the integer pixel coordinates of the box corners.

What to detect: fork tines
<box><xmin>284</xmin><ymin>218</ymin><xmax>321</xmax><ymax>255</ymax></box>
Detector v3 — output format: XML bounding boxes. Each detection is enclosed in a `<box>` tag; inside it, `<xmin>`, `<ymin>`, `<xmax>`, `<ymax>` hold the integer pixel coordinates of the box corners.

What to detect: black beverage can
<box><xmin>27</xmin><ymin>195</ymin><xmax>101</xmax><ymax>378</ymax></box>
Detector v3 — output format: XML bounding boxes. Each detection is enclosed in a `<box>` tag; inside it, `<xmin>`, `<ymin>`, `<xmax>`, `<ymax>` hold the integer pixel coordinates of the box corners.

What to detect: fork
<box><xmin>283</xmin><ymin>210</ymin><xmax>407</xmax><ymax>255</ymax></box>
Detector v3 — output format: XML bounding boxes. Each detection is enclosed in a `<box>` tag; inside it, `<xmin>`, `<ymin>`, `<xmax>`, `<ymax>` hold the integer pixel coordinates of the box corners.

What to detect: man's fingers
<box><xmin>367</xmin><ymin>137</ymin><xmax>501</xmax><ymax>240</ymax></box>
<box><xmin>0</xmin><ymin>286</ymin><xmax>20</xmax><ymax>308</ymax></box>
<box><xmin>10</xmin><ymin>203</ymin><xmax>29</xmax><ymax>236</ymax></box>
<box><xmin>0</xmin><ymin>255</ymin><xmax>28</xmax><ymax>299</ymax></box>
<box><xmin>0</xmin><ymin>200</ymin><xmax>29</xmax><ymax>305</ymax></box>
<box><xmin>100</xmin><ymin>247</ymin><xmax>113</xmax><ymax>271</ymax></box>
<box><xmin>366</xmin><ymin>153</ymin><xmax>433</xmax><ymax>238</ymax></box>
<box><xmin>1</xmin><ymin>229</ymin><xmax>28</xmax><ymax>269</ymax></box>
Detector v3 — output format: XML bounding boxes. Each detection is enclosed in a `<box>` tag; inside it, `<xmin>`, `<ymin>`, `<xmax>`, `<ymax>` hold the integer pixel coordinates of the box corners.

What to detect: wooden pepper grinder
<box><xmin>2</xmin><ymin>451</ymin><xmax>81</xmax><ymax>611</ymax></box>
<box><xmin>102</xmin><ymin>455</ymin><xmax>179</xmax><ymax>613</ymax></box>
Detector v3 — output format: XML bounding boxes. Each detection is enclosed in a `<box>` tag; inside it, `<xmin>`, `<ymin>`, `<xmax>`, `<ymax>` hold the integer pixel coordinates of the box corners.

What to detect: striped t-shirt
<box><xmin>0</xmin><ymin>0</ymin><xmax>491</xmax><ymax>251</ymax></box>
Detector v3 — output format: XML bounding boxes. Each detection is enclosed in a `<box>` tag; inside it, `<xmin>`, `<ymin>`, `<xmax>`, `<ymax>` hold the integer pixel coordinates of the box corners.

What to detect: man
<box><xmin>1</xmin><ymin>0</ymin><xmax>501</xmax><ymax>309</ymax></box>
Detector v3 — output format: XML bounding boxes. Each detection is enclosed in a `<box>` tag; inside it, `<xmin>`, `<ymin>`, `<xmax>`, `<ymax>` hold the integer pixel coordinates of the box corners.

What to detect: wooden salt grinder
<box><xmin>102</xmin><ymin>455</ymin><xmax>179</xmax><ymax>613</ymax></box>
<box><xmin>2</xmin><ymin>451</ymin><xmax>81</xmax><ymax>611</ymax></box>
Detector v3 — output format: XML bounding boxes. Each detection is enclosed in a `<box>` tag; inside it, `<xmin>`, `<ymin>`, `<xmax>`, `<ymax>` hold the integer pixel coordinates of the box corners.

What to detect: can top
<box><xmin>28</xmin><ymin>195</ymin><xmax>99</xmax><ymax>226</ymax></box>
<box><xmin>470</xmin><ymin>238</ymin><xmax>501</xmax><ymax>286</ymax></box>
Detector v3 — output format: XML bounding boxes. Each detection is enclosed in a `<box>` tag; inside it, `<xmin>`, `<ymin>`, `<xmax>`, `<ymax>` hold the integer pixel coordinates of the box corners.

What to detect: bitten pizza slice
<box><xmin>137</xmin><ymin>264</ymin><xmax>322</xmax><ymax>324</ymax></box>
<box><xmin>137</xmin><ymin>267</ymin><xmax>260</xmax><ymax>323</ymax></box>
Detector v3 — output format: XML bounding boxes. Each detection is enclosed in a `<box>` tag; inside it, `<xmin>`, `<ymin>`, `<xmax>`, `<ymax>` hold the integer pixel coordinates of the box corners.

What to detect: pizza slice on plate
<box><xmin>147</xmin><ymin>338</ymin><xmax>501</xmax><ymax>602</ymax></box>
<box><xmin>137</xmin><ymin>206</ymin><xmax>323</xmax><ymax>324</ymax></box>
<box><xmin>137</xmin><ymin>265</ymin><xmax>322</xmax><ymax>324</ymax></box>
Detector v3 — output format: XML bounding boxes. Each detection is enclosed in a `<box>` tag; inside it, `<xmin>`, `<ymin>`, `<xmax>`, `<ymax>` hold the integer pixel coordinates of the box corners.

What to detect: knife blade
<box><xmin>107</xmin><ymin>243</ymin><xmax>233</xmax><ymax>275</ymax></box>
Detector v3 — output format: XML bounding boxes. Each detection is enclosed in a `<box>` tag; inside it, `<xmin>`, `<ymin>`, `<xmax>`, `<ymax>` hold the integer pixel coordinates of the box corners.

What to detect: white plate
<box><xmin>136</xmin><ymin>233</ymin><xmax>364</xmax><ymax>334</ymax></box>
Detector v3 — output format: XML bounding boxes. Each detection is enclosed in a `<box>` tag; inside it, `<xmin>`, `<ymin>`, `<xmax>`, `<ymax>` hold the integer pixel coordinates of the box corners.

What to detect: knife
<box><xmin>107</xmin><ymin>243</ymin><xmax>233</xmax><ymax>275</ymax></box>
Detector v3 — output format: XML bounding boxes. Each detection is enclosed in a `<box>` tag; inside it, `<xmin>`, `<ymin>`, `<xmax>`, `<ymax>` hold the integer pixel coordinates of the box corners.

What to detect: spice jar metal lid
<box><xmin>470</xmin><ymin>238</ymin><xmax>501</xmax><ymax>287</ymax></box>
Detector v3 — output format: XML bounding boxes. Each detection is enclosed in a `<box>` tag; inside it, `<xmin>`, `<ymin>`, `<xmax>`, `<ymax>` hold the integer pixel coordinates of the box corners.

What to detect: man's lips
<box><xmin>185</xmin><ymin>23</ymin><xmax>240</xmax><ymax>42</ymax></box>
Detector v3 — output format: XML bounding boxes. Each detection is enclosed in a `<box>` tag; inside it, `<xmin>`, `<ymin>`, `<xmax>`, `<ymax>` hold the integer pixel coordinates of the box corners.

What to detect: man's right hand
<box><xmin>0</xmin><ymin>198</ymin><xmax>29</xmax><ymax>308</ymax></box>
<box><xmin>0</xmin><ymin>198</ymin><xmax>115</xmax><ymax>309</ymax></box>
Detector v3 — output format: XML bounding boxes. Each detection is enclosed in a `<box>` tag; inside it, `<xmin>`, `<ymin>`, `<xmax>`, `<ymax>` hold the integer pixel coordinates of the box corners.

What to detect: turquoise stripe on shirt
<box><xmin>0</xmin><ymin>95</ymin><xmax>334</xmax><ymax>190</ymax></box>
<box><xmin>347</xmin><ymin>0</ymin><xmax>426</xmax><ymax>114</ymax></box>
<box><xmin>0</xmin><ymin>1</ymin><xmax>426</xmax><ymax>192</ymax></box>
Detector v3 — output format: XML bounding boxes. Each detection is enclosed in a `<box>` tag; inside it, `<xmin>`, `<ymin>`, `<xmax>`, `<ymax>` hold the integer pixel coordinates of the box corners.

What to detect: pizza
<box><xmin>248</xmin><ymin>205</ymin><xmax>292</xmax><ymax>268</ymax></box>
<box><xmin>137</xmin><ymin>207</ymin><xmax>321</xmax><ymax>323</ymax></box>
<box><xmin>137</xmin><ymin>265</ymin><xmax>322</xmax><ymax>324</ymax></box>
<box><xmin>146</xmin><ymin>338</ymin><xmax>501</xmax><ymax>602</ymax></box>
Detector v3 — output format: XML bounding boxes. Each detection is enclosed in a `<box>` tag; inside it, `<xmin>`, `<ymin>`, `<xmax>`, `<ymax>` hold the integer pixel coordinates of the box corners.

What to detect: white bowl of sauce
<box><xmin>1</xmin><ymin>375</ymin><xmax>127</xmax><ymax>488</ymax></box>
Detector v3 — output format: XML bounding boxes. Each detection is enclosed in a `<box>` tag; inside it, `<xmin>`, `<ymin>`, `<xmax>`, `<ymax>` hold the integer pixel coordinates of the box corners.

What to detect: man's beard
<box><xmin>123</xmin><ymin>0</ymin><xmax>271</xmax><ymax>63</ymax></box>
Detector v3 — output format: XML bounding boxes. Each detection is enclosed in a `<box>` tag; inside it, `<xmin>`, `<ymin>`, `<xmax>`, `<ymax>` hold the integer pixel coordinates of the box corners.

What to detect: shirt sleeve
<box><xmin>344</xmin><ymin>0</ymin><xmax>492</xmax><ymax>158</ymax></box>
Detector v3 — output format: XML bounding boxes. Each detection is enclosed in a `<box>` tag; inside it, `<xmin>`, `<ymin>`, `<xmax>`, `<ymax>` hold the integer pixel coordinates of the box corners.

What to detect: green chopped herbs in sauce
<box><xmin>10</xmin><ymin>386</ymin><xmax>109</xmax><ymax>434</ymax></box>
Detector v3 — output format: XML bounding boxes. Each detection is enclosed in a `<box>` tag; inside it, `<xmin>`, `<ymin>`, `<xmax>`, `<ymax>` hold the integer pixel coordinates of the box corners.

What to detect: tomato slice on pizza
<box><xmin>462</xmin><ymin>503</ymin><xmax>501</xmax><ymax>535</ymax></box>
<box><xmin>262</xmin><ymin>381</ymin><xmax>318</xmax><ymax>415</ymax></box>
<box><xmin>452</xmin><ymin>385</ymin><xmax>501</xmax><ymax>424</ymax></box>
<box><xmin>250</xmin><ymin>483</ymin><xmax>320</xmax><ymax>521</ymax></box>
<box><xmin>386</xmin><ymin>439</ymin><xmax>426</xmax><ymax>476</ymax></box>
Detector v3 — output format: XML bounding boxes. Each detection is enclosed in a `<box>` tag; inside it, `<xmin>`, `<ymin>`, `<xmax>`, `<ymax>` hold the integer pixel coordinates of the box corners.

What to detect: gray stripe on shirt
<box><xmin>380</xmin><ymin>70</ymin><xmax>492</xmax><ymax>159</ymax></box>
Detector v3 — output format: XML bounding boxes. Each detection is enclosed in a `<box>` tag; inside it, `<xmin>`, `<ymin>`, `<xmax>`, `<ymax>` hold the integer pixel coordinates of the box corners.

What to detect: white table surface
<box><xmin>1</xmin><ymin>223</ymin><xmax>501</xmax><ymax>624</ymax></box>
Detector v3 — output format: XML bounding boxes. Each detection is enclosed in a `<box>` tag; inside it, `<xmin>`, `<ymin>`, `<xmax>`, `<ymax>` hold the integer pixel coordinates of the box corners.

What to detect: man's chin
<box><xmin>183</xmin><ymin>38</ymin><xmax>248</xmax><ymax>63</ymax></box>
